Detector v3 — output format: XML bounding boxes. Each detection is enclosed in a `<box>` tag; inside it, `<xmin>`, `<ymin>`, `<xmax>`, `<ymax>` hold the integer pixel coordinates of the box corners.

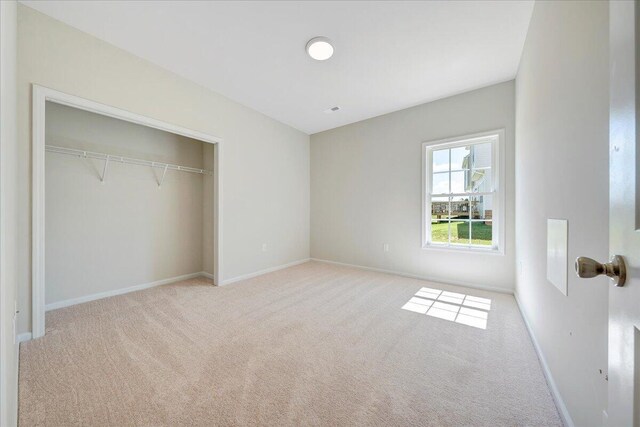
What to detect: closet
<box><xmin>44</xmin><ymin>102</ymin><xmax>215</xmax><ymax>310</ymax></box>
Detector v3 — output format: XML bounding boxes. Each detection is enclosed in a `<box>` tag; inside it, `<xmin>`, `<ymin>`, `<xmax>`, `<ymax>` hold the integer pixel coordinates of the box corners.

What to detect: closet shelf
<box><xmin>45</xmin><ymin>145</ymin><xmax>213</xmax><ymax>186</ymax></box>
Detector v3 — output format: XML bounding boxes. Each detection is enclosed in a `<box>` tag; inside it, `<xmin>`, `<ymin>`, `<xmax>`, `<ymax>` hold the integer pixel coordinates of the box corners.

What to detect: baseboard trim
<box><xmin>514</xmin><ymin>292</ymin><xmax>573</xmax><ymax>427</ymax></box>
<box><xmin>17</xmin><ymin>333</ymin><xmax>32</xmax><ymax>343</ymax></box>
<box><xmin>310</xmin><ymin>258</ymin><xmax>513</xmax><ymax>295</ymax></box>
<box><xmin>25</xmin><ymin>261</ymin><xmax>312</xmax><ymax>342</ymax></box>
<box><xmin>45</xmin><ymin>271</ymin><xmax>211</xmax><ymax>312</ymax></box>
<box><xmin>200</xmin><ymin>271</ymin><xmax>215</xmax><ymax>280</ymax></box>
<box><xmin>221</xmin><ymin>258</ymin><xmax>311</xmax><ymax>286</ymax></box>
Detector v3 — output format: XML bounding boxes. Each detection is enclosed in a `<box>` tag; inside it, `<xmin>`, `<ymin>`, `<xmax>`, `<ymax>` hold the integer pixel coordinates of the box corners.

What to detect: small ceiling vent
<box><xmin>324</xmin><ymin>106</ymin><xmax>341</xmax><ymax>113</ymax></box>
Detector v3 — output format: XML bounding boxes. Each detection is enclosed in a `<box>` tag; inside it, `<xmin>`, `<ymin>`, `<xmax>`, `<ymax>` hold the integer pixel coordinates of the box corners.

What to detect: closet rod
<box><xmin>45</xmin><ymin>145</ymin><xmax>213</xmax><ymax>175</ymax></box>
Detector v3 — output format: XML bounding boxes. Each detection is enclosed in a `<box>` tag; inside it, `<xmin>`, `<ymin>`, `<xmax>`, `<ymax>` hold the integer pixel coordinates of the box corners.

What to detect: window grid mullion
<box><xmin>492</xmin><ymin>140</ymin><xmax>497</xmax><ymax>247</ymax></box>
<box><xmin>448</xmin><ymin>149</ymin><xmax>452</xmax><ymax>244</ymax></box>
<box><xmin>432</xmin><ymin>191</ymin><xmax>495</xmax><ymax>198</ymax></box>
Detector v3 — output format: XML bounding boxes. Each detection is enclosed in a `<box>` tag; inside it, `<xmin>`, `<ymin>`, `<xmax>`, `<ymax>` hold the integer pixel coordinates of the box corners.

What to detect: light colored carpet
<box><xmin>19</xmin><ymin>261</ymin><xmax>561</xmax><ymax>426</ymax></box>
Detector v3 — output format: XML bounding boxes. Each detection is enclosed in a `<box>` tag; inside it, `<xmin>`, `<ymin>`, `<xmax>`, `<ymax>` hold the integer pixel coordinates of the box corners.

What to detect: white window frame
<box><xmin>422</xmin><ymin>129</ymin><xmax>505</xmax><ymax>254</ymax></box>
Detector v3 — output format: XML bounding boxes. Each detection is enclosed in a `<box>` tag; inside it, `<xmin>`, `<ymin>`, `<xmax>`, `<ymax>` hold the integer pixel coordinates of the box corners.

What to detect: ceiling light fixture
<box><xmin>306</xmin><ymin>36</ymin><xmax>334</xmax><ymax>61</ymax></box>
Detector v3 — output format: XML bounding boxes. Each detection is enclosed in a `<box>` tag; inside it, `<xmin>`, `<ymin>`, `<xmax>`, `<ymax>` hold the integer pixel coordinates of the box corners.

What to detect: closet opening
<box><xmin>31</xmin><ymin>85</ymin><xmax>222</xmax><ymax>338</ymax></box>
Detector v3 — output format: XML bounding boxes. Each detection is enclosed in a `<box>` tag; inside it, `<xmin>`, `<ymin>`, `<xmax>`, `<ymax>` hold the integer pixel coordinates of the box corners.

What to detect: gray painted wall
<box><xmin>515</xmin><ymin>2</ymin><xmax>609</xmax><ymax>425</ymax></box>
<box><xmin>310</xmin><ymin>81</ymin><xmax>515</xmax><ymax>292</ymax></box>
<box><xmin>45</xmin><ymin>103</ymin><xmax>213</xmax><ymax>306</ymax></box>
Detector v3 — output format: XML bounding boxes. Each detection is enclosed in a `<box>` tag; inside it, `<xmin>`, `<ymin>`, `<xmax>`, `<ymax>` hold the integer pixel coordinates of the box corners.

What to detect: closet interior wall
<box><xmin>44</xmin><ymin>102</ymin><xmax>215</xmax><ymax>309</ymax></box>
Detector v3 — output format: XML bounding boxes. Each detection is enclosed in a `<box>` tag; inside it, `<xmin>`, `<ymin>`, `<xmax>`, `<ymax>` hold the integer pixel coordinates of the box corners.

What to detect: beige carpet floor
<box><xmin>19</xmin><ymin>261</ymin><xmax>561</xmax><ymax>426</ymax></box>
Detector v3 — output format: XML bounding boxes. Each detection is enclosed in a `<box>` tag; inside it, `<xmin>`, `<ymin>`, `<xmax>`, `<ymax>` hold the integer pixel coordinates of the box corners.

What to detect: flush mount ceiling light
<box><xmin>306</xmin><ymin>36</ymin><xmax>334</xmax><ymax>61</ymax></box>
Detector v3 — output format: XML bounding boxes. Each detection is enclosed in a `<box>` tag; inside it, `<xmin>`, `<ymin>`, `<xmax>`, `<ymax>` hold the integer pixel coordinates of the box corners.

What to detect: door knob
<box><xmin>575</xmin><ymin>255</ymin><xmax>626</xmax><ymax>287</ymax></box>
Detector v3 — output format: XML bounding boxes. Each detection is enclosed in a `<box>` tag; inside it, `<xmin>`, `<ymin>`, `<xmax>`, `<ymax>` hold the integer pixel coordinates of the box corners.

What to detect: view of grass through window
<box><xmin>431</xmin><ymin>220</ymin><xmax>492</xmax><ymax>245</ymax></box>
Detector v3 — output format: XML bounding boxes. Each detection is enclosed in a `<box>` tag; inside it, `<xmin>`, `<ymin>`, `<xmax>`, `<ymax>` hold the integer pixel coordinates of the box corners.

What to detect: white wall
<box><xmin>310</xmin><ymin>81</ymin><xmax>515</xmax><ymax>292</ymax></box>
<box><xmin>45</xmin><ymin>103</ymin><xmax>212</xmax><ymax>307</ymax></box>
<box><xmin>515</xmin><ymin>2</ymin><xmax>609</xmax><ymax>426</ymax></box>
<box><xmin>17</xmin><ymin>4</ymin><xmax>310</xmax><ymax>334</ymax></box>
<box><xmin>0</xmin><ymin>1</ymin><xmax>19</xmax><ymax>425</ymax></box>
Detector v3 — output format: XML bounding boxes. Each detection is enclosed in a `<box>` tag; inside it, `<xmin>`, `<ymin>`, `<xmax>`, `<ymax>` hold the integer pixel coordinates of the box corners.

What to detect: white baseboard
<box><xmin>24</xmin><ymin>262</ymin><xmax>310</xmax><ymax>342</ymax></box>
<box><xmin>310</xmin><ymin>258</ymin><xmax>513</xmax><ymax>295</ymax></box>
<box><xmin>45</xmin><ymin>271</ymin><xmax>211</xmax><ymax>312</ymax></box>
<box><xmin>200</xmin><ymin>271</ymin><xmax>215</xmax><ymax>280</ymax></box>
<box><xmin>221</xmin><ymin>258</ymin><xmax>311</xmax><ymax>285</ymax></box>
<box><xmin>17</xmin><ymin>333</ymin><xmax>32</xmax><ymax>343</ymax></box>
<box><xmin>514</xmin><ymin>292</ymin><xmax>573</xmax><ymax>427</ymax></box>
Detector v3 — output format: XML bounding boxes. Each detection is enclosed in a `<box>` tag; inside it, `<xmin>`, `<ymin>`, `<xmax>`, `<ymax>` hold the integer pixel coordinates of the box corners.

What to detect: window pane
<box><xmin>431</xmin><ymin>197</ymin><xmax>450</xmax><ymax>243</ymax></box>
<box><xmin>431</xmin><ymin>221</ymin><xmax>449</xmax><ymax>244</ymax></box>
<box><xmin>470</xmin><ymin>195</ymin><xmax>492</xmax><ymax>220</ymax></box>
<box><xmin>432</xmin><ymin>149</ymin><xmax>449</xmax><ymax>173</ymax></box>
<box><xmin>450</xmin><ymin>146</ymin><xmax>470</xmax><ymax>171</ymax></box>
<box><xmin>431</xmin><ymin>220</ymin><xmax>449</xmax><ymax>243</ymax></box>
<box><xmin>450</xmin><ymin>220</ymin><xmax>470</xmax><ymax>245</ymax></box>
<box><xmin>450</xmin><ymin>196</ymin><xmax>469</xmax><ymax>220</ymax></box>
<box><xmin>432</xmin><ymin>171</ymin><xmax>449</xmax><ymax>194</ymax></box>
<box><xmin>451</xmin><ymin>171</ymin><xmax>465</xmax><ymax>193</ymax></box>
<box><xmin>431</xmin><ymin>196</ymin><xmax>450</xmax><ymax>219</ymax></box>
<box><xmin>470</xmin><ymin>168</ymin><xmax>492</xmax><ymax>193</ymax></box>
<box><xmin>470</xmin><ymin>142</ymin><xmax>492</xmax><ymax>169</ymax></box>
<box><xmin>471</xmin><ymin>221</ymin><xmax>492</xmax><ymax>246</ymax></box>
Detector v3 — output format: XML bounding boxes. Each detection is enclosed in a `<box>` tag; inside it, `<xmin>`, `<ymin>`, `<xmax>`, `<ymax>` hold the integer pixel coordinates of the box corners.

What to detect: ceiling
<box><xmin>21</xmin><ymin>1</ymin><xmax>534</xmax><ymax>135</ymax></box>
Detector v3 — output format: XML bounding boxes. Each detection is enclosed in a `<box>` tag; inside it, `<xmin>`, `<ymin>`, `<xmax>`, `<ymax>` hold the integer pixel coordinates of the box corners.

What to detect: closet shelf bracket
<box><xmin>100</xmin><ymin>156</ymin><xmax>110</xmax><ymax>183</ymax></box>
<box><xmin>158</xmin><ymin>163</ymin><xmax>169</xmax><ymax>188</ymax></box>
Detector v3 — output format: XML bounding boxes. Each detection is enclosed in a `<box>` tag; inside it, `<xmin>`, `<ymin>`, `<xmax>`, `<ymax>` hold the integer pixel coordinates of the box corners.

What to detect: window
<box><xmin>422</xmin><ymin>130</ymin><xmax>504</xmax><ymax>253</ymax></box>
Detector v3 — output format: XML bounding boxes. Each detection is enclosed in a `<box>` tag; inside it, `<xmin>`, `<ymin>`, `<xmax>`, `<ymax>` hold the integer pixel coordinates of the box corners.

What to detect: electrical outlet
<box><xmin>383</xmin><ymin>243</ymin><xmax>389</xmax><ymax>252</ymax></box>
<box><xmin>262</xmin><ymin>243</ymin><xmax>267</xmax><ymax>252</ymax></box>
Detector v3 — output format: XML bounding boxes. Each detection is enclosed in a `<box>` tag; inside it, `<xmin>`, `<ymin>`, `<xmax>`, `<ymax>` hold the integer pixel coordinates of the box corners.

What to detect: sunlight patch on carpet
<box><xmin>401</xmin><ymin>287</ymin><xmax>491</xmax><ymax>329</ymax></box>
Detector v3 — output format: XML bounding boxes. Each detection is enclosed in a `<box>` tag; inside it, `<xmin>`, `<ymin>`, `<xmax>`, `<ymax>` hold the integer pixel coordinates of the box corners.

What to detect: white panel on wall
<box><xmin>547</xmin><ymin>218</ymin><xmax>568</xmax><ymax>296</ymax></box>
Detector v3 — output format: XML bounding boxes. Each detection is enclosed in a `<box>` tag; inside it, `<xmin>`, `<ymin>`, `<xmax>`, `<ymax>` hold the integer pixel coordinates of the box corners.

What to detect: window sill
<box><xmin>421</xmin><ymin>243</ymin><xmax>504</xmax><ymax>256</ymax></box>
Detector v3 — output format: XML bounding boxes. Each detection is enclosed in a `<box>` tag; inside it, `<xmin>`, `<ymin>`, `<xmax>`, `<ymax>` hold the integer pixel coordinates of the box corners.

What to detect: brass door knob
<box><xmin>575</xmin><ymin>255</ymin><xmax>626</xmax><ymax>287</ymax></box>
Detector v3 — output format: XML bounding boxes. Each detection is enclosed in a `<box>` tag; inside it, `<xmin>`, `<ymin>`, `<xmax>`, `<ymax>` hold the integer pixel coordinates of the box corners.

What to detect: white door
<box><xmin>604</xmin><ymin>1</ymin><xmax>640</xmax><ymax>425</ymax></box>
